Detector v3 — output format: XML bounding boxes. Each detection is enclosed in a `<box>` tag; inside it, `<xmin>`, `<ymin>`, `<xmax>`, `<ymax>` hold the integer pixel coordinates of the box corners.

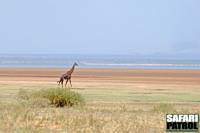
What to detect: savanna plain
<box><xmin>0</xmin><ymin>68</ymin><xmax>200</xmax><ymax>133</ymax></box>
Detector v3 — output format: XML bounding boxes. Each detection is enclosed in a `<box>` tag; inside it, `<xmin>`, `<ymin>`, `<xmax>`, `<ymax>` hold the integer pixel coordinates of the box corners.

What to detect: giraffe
<box><xmin>57</xmin><ymin>62</ymin><xmax>78</xmax><ymax>88</ymax></box>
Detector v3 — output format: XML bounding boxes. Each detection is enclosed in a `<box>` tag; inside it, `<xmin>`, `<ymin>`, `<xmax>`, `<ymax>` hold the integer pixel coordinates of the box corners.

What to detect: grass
<box><xmin>0</xmin><ymin>101</ymin><xmax>168</xmax><ymax>132</ymax></box>
<box><xmin>0</xmin><ymin>82</ymin><xmax>200</xmax><ymax>132</ymax></box>
<box><xmin>1</xmin><ymin>83</ymin><xmax>200</xmax><ymax>103</ymax></box>
<box><xmin>152</xmin><ymin>103</ymin><xmax>175</xmax><ymax>113</ymax></box>
<box><xmin>32</xmin><ymin>88</ymin><xmax>85</xmax><ymax>107</ymax></box>
<box><xmin>0</xmin><ymin>101</ymin><xmax>199</xmax><ymax>133</ymax></box>
<box><xmin>17</xmin><ymin>88</ymin><xmax>85</xmax><ymax>107</ymax></box>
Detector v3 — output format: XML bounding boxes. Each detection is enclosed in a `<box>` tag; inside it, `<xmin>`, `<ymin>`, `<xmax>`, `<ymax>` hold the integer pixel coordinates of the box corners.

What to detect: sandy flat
<box><xmin>1</xmin><ymin>68</ymin><xmax>200</xmax><ymax>105</ymax></box>
<box><xmin>0</xmin><ymin>68</ymin><xmax>199</xmax><ymax>85</ymax></box>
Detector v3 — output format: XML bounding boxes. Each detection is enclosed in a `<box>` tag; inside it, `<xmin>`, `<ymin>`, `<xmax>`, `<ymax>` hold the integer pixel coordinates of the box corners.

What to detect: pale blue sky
<box><xmin>0</xmin><ymin>0</ymin><xmax>199</xmax><ymax>58</ymax></box>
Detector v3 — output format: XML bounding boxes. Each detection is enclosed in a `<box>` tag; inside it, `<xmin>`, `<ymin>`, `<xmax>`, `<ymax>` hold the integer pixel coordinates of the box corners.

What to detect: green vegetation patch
<box><xmin>18</xmin><ymin>88</ymin><xmax>85</xmax><ymax>107</ymax></box>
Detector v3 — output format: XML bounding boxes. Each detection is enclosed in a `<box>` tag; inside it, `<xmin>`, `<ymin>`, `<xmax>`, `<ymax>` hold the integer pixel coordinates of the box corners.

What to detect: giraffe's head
<box><xmin>74</xmin><ymin>62</ymin><xmax>78</xmax><ymax>67</ymax></box>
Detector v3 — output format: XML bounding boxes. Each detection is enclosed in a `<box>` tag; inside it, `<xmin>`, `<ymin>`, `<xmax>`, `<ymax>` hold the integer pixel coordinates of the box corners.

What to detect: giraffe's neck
<box><xmin>66</xmin><ymin>65</ymin><xmax>75</xmax><ymax>75</ymax></box>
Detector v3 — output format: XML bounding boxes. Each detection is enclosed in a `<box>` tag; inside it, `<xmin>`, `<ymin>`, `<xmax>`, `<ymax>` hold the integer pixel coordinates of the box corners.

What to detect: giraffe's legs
<box><xmin>57</xmin><ymin>78</ymin><xmax>61</xmax><ymax>86</ymax></box>
<box><xmin>69</xmin><ymin>78</ymin><xmax>72</xmax><ymax>87</ymax></box>
<box><xmin>65</xmin><ymin>78</ymin><xmax>69</xmax><ymax>87</ymax></box>
<box><xmin>57</xmin><ymin>77</ymin><xmax>63</xmax><ymax>87</ymax></box>
<box><xmin>61</xmin><ymin>80</ymin><xmax>64</xmax><ymax>88</ymax></box>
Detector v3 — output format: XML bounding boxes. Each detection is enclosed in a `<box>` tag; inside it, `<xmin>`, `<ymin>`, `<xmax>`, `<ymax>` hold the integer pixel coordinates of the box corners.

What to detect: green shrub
<box><xmin>32</xmin><ymin>88</ymin><xmax>85</xmax><ymax>107</ymax></box>
<box><xmin>17</xmin><ymin>88</ymin><xmax>85</xmax><ymax>107</ymax></box>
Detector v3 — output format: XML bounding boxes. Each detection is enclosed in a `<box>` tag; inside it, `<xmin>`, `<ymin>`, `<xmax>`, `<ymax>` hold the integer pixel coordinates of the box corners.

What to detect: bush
<box><xmin>32</xmin><ymin>88</ymin><xmax>85</xmax><ymax>107</ymax></box>
<box><xmin>17</xmin><ymin>88</ymin><xmax>85</xmax><ymax>107</ymax></box>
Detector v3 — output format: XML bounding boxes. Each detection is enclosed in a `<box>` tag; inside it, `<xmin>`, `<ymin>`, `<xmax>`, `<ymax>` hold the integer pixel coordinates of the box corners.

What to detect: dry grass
<box><xmin>0</xmin><ymin>83</ymin><xmax>200</xmax><ymax>132</ymax></box>
<box><xmin>1</xmin><ymin>101</ymin><xmax>199</xmax><ymax>133</ymax></box>
<box><xmin>0</xmin><ymin>101</ymin><xmax>167</xmax><ymax>133</ymax></box>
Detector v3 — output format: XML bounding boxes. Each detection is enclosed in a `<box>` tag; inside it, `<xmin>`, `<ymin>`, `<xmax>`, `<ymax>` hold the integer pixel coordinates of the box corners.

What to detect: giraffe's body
<box><xmin>57</xmin><ymin>74</ymin><xmax>70</xmax><ymax>87</ymax></box>
<box><xmin>57</xmin><ymin>62</ymin><xmax>78</xmax><ymax>87</ymax></box>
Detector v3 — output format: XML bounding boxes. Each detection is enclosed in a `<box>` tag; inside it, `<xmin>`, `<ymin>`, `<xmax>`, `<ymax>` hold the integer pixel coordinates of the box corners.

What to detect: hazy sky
<box><xmin>0</xmin><ymin>0</ymin><xmax>199</xmax><ymax>57</ymax></box>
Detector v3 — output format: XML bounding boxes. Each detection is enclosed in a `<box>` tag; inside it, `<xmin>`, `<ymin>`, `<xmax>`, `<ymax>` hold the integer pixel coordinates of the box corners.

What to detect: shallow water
<box><xmin>0</xmin><ymin>54</ymin><xmax>200</xmax><ymax>69</ymax></box>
